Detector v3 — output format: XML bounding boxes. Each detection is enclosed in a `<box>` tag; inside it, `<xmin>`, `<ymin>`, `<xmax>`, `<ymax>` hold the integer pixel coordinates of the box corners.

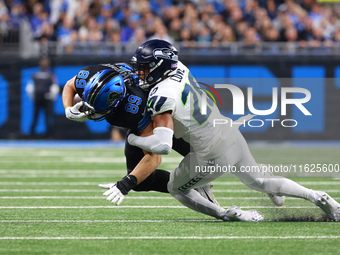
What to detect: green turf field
<box><xmin>0</xmin><ymin>145</ymin><xmax>339</xmax><ymax>255</ymax></box>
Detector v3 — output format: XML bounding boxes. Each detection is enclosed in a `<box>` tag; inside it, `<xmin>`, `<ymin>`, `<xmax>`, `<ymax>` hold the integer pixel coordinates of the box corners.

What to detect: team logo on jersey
<box><xmin>149</xmin><ymin>87</ymin><xmax>158</xmax><ymax>96</ymax></box>
<box><xmin>153</xmin><ymin>48</ymin><xmax>178</xmax><ymax>61</ymax></box>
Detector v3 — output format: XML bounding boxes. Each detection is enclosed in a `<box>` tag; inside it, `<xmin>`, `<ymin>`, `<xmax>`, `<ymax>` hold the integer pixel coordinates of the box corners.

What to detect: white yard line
<box><xmin>1</xmin><ymin>189</ymin><xmax>340</xmax><ymax>193</ymax></box>
<box><xmin>0</xmin><ymin>206</ymin><xmax>186</xmax><ymax>209</ymax></box>
<box><xmin>0</xmin><ymin>151</ymin><xmax>122</xmax><ymax>157</ymax></box>
<box><xmin>0</xmin><ymin>181</ymin><xmax>339</xmax><ymax>186</ymax></box>
<box><xmin>211</xmin><ymin>181</ymin><xmax>340</xmax><ymax>186</ymax></box>
<box><xmin>0</xmin><ymin>196</ymin><xmax>171</xmax><ymax>199</ymax></box>
<box><xmin>0</xmin><ymin>219</ymin><xmax>219</xmax><ymax>223</ymax></box>
<box><xmin>0</xmin><ymin>169</ymin><xmax>122</xmax><ymax>171</ymax></box>
<box><xmin>0</xmin><ymin>206</ymin><xmax>317</xmax><ymax>209</ymax></box>
<box><xmin>0</xmin><ymin>161</ymin><xmax>119</xmax><ymax>164</ymax></box>
<box><xmin>1</xmin><ymin>196</ymin><xmax>339</xmax><ymax>200</ymax></box>
<box><xmin>0</xmin><ymin>189</ymin><xmax>108</xmax><ymax>192</ymax></box>
<box><xmin>0</xmin><ymin>157</ymin><xmax>180</xmax><ymax>164</ymax></box>
<box><xmin>0</xmin><ymin>182</ymin><xmax>102</xmax><ymax>185</ymax></box>
<box><xmin>0</xmin><ymin>236</ymin><xmax>339</xmax><ymax>240</ymax></box>
<box><xmin>0</xmin><ymin>170</ymin><xmax>125</xmax><ymax>173</ymax></box>
<box><xmin>0</xmin><ymin>176</ymin><xmax>124</xmax><ymax>179</ymax></box>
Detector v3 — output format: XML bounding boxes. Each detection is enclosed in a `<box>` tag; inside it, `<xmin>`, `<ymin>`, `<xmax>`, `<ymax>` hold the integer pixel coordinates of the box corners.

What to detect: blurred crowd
<box><xmin>1</xmin><ymin>0</ymin><xmax>340</xmax><ymax>49</ymax></box>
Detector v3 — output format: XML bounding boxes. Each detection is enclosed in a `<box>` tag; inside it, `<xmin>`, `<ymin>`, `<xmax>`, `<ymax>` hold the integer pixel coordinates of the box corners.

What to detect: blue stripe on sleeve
<box><xmin>137</xmin><ymin>112</ymin><xmax>151</xmax><ymax>131</ymax></box>
<box><xmin>155</xmin><ymin>96</ymin><xmax>167</xmax><ymax>112</ymax></box>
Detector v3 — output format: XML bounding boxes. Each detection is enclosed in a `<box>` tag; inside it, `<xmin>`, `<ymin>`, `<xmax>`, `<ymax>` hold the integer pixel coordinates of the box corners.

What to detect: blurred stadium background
<box><xmin>0</xmin><ymin>0</ymin><xmax>339</xmax><ymax>141</ymax></box>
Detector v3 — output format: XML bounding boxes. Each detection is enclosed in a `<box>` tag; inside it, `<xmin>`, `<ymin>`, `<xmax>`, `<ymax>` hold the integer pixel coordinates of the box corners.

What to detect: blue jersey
<box><xmin>74</xmin><ymin>63</ymin><xmax>150</xmax><ymax>131</ymax></box>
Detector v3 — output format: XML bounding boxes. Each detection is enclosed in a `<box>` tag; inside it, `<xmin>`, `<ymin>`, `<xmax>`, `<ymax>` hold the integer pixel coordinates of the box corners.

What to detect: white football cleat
<box><xmin>195</xmin><ymin>183</ymin><xmax>220</xmax><ymax>206</ymax></box>
<box><xmin>313</xmin><ymin>191</ymin><xmax>340</xmax><ymax>221</ymax></box>
<box><xmin>223</xmin><ymin>206</ymin><xmax>264</xmax><ymax>222</ymax></box>
<box><xmin>268</xmin><ymin>193</ymin><xmax>285</xmax><ymax>206</ymax></box>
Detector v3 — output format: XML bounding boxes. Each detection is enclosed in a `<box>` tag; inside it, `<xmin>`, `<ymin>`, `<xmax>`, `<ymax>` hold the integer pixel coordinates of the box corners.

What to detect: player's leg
<box><xmin>231</xmin><ymin>130</ymin><xmax>340</xmax><ymax>220</ymax></box>
<box><xmin>167</xmin><ymin>153</ymin><xmax>224</xmax><ymax>219</ymax></box>
<box><xmin>223</xmin><ymin>130</ymin><xmax>284</xmax><ymax>205</ymax></box>
<box><xmin>167</xmin><ymin>152</ymin><xmax>263</xmax><ymax>221</ymax></box>
<box><xmin>172</xmin><ymin>137</ymin><xmax>192</xmax><ymax>157</ymax></box>
<box><xmin>230</xmin><ymin>130</ymin><xmax>314</xmax><ymax>199</ymax></box>
<box><xmin>125</xmin><ymin>134</ymin><xmax>218</xmax><ymax>198</ymax></box>
<box><xmin>172</xmin><ymin>137</ymin><xmax>220</xmax><ymax>205</ymax></box>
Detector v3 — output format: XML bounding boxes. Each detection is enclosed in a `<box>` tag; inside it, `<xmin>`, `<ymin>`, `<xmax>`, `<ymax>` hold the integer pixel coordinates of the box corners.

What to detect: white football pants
<box><xmin>168</xmin><ymin>130</ymin><xmax>314</xmax><ymax>219</ymax></box>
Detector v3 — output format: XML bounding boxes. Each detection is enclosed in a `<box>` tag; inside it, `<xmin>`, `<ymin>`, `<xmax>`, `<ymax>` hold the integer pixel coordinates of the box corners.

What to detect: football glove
<box><xmin>101</xmin><ymin>184</ymin><xmax>126</xmax><ymax>206</ymax></box>
<box><xmin>65</xmin><ymin>101</ymin><xmax>89</xmax><ymax>122</ymax></box>
<box><xmin>98</xmin><ymin>183</ymin><xmax>115</xmax><ymax>190</ymax></box>
<box><xmin>99</xmin><ymin>175</ymin><xmax>137</xmax><ymax>206</ymax></box>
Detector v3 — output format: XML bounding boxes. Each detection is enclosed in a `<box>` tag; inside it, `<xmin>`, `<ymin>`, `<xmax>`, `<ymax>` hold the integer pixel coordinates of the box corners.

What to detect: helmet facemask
<box><xmin>83</xmin><ymin>101</ymin><xmax>115</xmax><ymax>122</ymax></box>
<box><xmin>131</xmin><ymin>59</ymin><xmax>151</xmax><ymax>89</ymax></box>
<box><xmin>131</xmin><ymin>39</ymin><xmax>179</xmax><ymax>90</ymax></box>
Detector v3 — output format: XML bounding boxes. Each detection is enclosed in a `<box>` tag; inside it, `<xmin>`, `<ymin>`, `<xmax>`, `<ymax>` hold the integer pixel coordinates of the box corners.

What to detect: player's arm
<box><xmin>62</xmin><ymin>76</ymin><xmax>77</xmax><ymax>108</ymax></box>
<box><xmin>128</xmin><ymin>122</ymin><xmax>162</xmax><ymax>183</ymax></box>
<box><xmin>99</xmin><ymin>122</ymin><xmax>163</xmax><ymax>205</ymax></box>
<box><xmin>62</xmin><ymin>76</ymin><xmax>89</xmax><ymax>122</ymax></box>
<box><xmin>127</xmin><ymin>111</ymin><xmax>174</xmax><ymax>155</ymax></box>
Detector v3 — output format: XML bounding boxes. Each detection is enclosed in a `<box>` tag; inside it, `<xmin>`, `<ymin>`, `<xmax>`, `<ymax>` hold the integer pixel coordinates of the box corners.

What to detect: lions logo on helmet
<box><xmin>107</xmin><ymin>91</ymin><xmax>120</xmax><ymax>105</ymax></box>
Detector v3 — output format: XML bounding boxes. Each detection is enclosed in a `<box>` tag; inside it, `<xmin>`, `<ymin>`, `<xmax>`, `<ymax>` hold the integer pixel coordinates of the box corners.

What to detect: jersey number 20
<box><xmin>181</xmin><ymin>72</ymin><xmax>213</xmax><ymax>125</ymax></box>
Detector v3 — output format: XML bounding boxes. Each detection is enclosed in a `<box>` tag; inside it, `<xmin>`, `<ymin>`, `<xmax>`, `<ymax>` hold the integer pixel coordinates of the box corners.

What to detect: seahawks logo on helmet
<box><xmin>153</xmin><ymin>48</ymin><xmax>178</xmax><ymax>61</ymax></box>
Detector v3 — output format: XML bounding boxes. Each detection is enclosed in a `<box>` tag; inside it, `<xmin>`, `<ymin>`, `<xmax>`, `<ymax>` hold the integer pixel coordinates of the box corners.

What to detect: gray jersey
<box><xmin>147</xmin><ymin>61</ymin><xmax>237</xmax><ymax>160</ymax></box>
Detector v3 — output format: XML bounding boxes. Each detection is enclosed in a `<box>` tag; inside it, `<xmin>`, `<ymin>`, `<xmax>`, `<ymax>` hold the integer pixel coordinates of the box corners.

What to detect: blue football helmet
<box><xmin>130</xmin><ymin>39</ymin><xmax>178</xmax><ymax>90</ymax></box>
<box><xmin>83</xmin><ymin>69</ymin><xmax>127</xmax><ymax>121</ymax></box>
<box><xmin>116</xmin><ymin>63</ymin><xmax>139</xmax><ymax>86</ymax></box>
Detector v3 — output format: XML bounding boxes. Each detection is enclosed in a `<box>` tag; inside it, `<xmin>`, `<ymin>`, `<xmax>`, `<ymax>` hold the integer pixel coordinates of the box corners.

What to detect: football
<box><xmin>73</xmin><ymin>94</ymin><xmax>84</xmax><ymax>112</ymax></box>
<box><xmin>72</xmin><ymin>94</ymin><xmax>82</xmax><ymax>105</ymax></box>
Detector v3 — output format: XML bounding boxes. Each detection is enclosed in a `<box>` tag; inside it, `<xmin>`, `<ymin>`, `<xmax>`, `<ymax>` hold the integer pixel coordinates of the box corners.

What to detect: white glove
<box><xmin>98</xmin><ymin>183</ymin><xmax>115</xmax><ymax>190</ymax></box>
<box><xmin>99</xmin><ymin>183</ymin><xmax>125</xmax><ymax>206</ymax></box>
<box><xmin>65</xmin><ymin>101</ymin><xmax>89</xmax><ymax>122</ymax></box>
